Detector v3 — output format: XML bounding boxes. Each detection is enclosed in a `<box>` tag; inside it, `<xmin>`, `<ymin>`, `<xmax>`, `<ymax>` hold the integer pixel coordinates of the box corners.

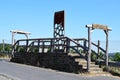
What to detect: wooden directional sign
<box><xmin>92</xmin><ymin>24</ymin><xmax>108</xmax><ymax>30</ymax></box>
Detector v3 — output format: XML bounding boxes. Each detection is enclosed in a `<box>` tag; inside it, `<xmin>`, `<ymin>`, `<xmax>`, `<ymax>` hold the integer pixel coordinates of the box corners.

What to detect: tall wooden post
<box><xmin>105</xmin><ymin>30</ymin><xmax>109</xmax><ymax>68</ymax></box>
<box><xmin>86</xmin><ymin>25</ymin><xmax>92</xmax><ymax>72</ymax></box>
<box><xmin>12</xmin><ymin>32</ymin><xmax>14</xmax><ymax>46</ymax></box>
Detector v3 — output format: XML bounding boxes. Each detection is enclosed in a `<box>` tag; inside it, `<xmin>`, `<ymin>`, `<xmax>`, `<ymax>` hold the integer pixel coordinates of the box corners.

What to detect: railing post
<box><xmin>38</xmin><ymin>40</ymin><xmax>40</xmax><ymax>53</ymax></box>
<box><xmin>42</xmin><ymin>41</ymin><xmax>44</xmax><ymax>53</ymax></box>
<box><xmin>50</xmin><ymin>39</ymin><xmax>54</xmax><ymax>53</ymax></box>
<box><xmin>76</xmin><ymin>40</ymin><xmax>79</xmax><ymax>51</ymax></box>
<box><xmin>32</xmin><ymin>42</ymin><xmax>34</xmax><ymax>52</ymax></box>
<box><xmin>17</xmin><ymin>41</ymin><xmax>19</xmax><ymax>53</ymax></box>
<box><xmin>97</xmin><ymin>40</ymin><xmax>100</xmax><ymax>59</ymax></box>
<box><xmin>66</xmin><ymin>37</ymin><xmax>70</xmax><ymax>54</ymax></box>
<box><xmin>26</xmin><ymin>40</ymin><xmax>29</xmax><ymax>52</ymax></box>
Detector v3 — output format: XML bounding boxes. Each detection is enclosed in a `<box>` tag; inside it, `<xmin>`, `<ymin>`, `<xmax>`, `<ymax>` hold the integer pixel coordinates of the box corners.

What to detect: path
<box><xmin>0</xmin><ymin>60</ymin><xmax>119</xmax><ymax>80</ymax></box>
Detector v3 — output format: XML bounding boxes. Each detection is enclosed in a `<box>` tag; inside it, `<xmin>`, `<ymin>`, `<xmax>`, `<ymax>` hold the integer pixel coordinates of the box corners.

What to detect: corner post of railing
<box><xmin>32</xmin><ymin>42</ymin><xmax>34</xmax><ymax>52</ymax></box>
<box><xmin>42</xmin><ymin>41</ymin><xmax>45</xmax><ymax>53</ymax></box>
<box><xmin>97</xmin><ymin>40</ymin><xmax>100</xmax><ymax>60</ymax></box>
<box><xmin>26</xmin><ymin>40</ymin><xmax>29</xmax><ymax>52</ymax></box>
<box><xmin>66</xmin><ymin>37</ymin><xmax>70</xmax><ymax>54</ymax></box>
<box><xmin>17</xmin><ymin>41</ymin><xmax>20</xmax><ymax>53</ymax></box>
<box><xmin>38</xmin><ymin>40</ymin><xmax>40</xmax><ymax>53</ymax></box>
<box><xmin>51</xmin><ymin>39</ymin><xmax>54</xmax><ymax>53</ymax></box>
<box><xmin>76</xmin><ymin>40</ymin><xmax>79</xmax><ymax>51</ymax></box>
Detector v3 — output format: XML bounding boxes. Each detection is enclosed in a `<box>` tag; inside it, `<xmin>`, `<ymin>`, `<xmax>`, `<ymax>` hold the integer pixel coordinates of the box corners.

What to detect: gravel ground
<box><xmin>0</xmin><ymin>60</ymin><xmax>119</xmax><ymax>80</ymax></box>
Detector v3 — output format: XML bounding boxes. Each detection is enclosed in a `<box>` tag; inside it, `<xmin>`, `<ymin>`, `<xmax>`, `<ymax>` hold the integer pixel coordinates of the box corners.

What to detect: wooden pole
<box><xmin>38</xmin><ymin>40</ymin><xmax>40</xmax><ymax>53</ymax></box>
<box><xmin>87</xmin><ymin>27</ymin><xmax>91</xmax><ymax>72</ymax></box>
<box><xmin>97</xmin><ymin>40</ymin><xmax>100</xmax><ymax>59</ymax></box>
<box><xmin>105</xmin><ymin>30</ymin><xmax>108</xmax><ymax>68</ymax></box>
<box><xmin>50</xmin><ymin>39</ymin><xmax>53</xmax><ymax>53</ymax></box>
<box><xmin>26</xmin><ymin>40</ymin><xmax>29</xmax><ymax>52</ymax></box>
<box><xmin>12</xmin><ymin>32</ymin><xmax>14</xmax><ymax>46</ymax></box>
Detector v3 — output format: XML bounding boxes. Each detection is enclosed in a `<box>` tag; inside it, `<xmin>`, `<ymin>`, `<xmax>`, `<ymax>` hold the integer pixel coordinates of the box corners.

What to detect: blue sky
<box><xmin>0</xmin><ymin>0</ymin><xmax>120</xmax><ymax>52</ymax></box>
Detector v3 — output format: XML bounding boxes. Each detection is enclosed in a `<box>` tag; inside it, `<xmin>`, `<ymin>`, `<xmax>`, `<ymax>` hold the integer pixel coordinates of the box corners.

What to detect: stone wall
<box><xmin>11</xmin><ymin>52</ymin><xmax>82</xmax><ymax>73</ymax></box>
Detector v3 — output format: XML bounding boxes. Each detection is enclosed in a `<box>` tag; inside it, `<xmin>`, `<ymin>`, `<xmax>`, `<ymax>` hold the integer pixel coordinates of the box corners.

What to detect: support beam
<box><xmin>104</xmin><ymin>30</ymin><xmax>109</xmax><ymax>68</ymax></box>
<box><xmin>86</xmin><ymin>25</ymin><xmax>92</xmax><ymax>72</ymax></box>
<box><xmin>88</xmin><ymin>27</ymin><xmax>92</xmax><ymax>72</ymax></box>
<box><xmin>10</xmin><ymin>30</ymin><xmax>31</xmax><ymax>45</ymax></box>
<box><xmin>12</xmin><ymin>32</ymin><xmax>14</xmax><ymax>45</ymax></box>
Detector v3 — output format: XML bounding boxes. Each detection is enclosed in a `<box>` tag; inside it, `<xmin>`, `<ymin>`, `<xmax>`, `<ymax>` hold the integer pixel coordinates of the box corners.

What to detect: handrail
<box><xmin>73</xmin><ymin>38</ymin><xmax>106</xmax><ymax>53</ymax></box>
<box><xmin>12</xmin><ymin>37</ymin><xmax>106</xmax><ymax>61</ymax></box>
<box><xmin>66</xmin><ymin>37</ymin><xmax>106</xmax><ymax>61</ymax></box>
<box><xmin>66</xmin><ymin>37</ymin><xmax>88</xmax><ymax>51</ymax></box>
<box><xmin>70</xmin><ymin>46</ymin><xmax>86</xmax><ymax>58</ymax></box>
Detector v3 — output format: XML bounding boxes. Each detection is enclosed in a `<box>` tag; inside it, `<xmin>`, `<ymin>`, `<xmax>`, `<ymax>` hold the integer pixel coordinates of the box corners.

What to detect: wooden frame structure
<box><xmin>86</xmin><ymin>24</ymin><xmax>112</xmax><ymax>72</ymax></box>
<box><xmin>10</xmin><ymin>30</ymin><xmax>31</xmax><ymax>45</ymax></box>
<box><xmin>11</xmin><ymin>11</ymin><xmax>112</xmax><ymax>73</ymax></box>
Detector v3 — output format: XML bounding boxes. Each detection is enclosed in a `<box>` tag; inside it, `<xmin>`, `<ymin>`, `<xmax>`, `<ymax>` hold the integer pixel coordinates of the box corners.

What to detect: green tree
<box><xmin>0</xmin><ymin>43</ymin><xmax>12</xmax><ymax>52</ymax></box>
<box><xmin>114</xmin><ymin>52</ymin><xmax>120</xmax><ymax>61</ymax></box>
<box><xmin>5</xmin><ymin>44</ymin><xmax>11</xmax><ymax>51</ymax></box>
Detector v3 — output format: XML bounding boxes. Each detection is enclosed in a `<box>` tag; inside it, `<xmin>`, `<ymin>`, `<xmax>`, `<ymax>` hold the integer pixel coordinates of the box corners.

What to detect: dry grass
<box><xmin>102</xmin><ymin>66</ymin><xmax>120</xmax><ymax>77</ymax></box>
<box><xmin>0</xmin><ymin>53</ymin><xmax>11</xmax><ymax>59</ymax></box>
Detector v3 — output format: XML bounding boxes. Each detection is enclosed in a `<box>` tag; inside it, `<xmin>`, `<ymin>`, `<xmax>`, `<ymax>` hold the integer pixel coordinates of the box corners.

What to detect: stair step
<box><xmin>82</xmin><ymin>65</ymin><xmax>100</xmax><ymax>68</ymax></box>
<box><xmin>78</xmin><ymin>61</ymin><xmax>96</xmax><ymax>65</ymax></box>
<box><xmin>68</xmin><ymin>53</ymin><xmax>80</xmax><ymax>56</ymax></box>
<box><xmin>69</xmin><ymin>53</ymin><xmax>86</xmax><ymax>58</ymax></box>
<box><xmin>75</xmin><ymin>58</ymin><xmax>86</xmax><ymax>62</ymax></box>
<box><xmin>69</xmin><ymin>53</ymin><xmax>107</xmax><ymax>74</ymax></box>
<box><xmin>83</xmin><ymin>69</ymin><xmax>103</xmax><ymax>73</ymax></box>
<box><xmin>75</xmin><ymin>58</ymin><xmax>96</xmax><ymax>64</ymax></box>
<box><xmin>82</xmin><ymin>72</ymin><xmax>111</xmax><ymax>76</ymax></box>
<box><xmin>90</xmin><ymin>71</ymin><xmax>110</xmax><ymax>75</ymax></box>
<box><xmin>82</xmin><ymin>65</ymin><xmax>103</xmax><ymax>71</ymax></box>
<box><xmin>90</xmin><ymin>68</ymin><xmax>103</xmax><ymax>71</ymax></box>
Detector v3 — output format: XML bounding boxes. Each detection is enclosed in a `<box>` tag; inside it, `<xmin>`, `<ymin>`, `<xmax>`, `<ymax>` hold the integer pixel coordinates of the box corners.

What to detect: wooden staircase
<box><xmin>68</xmin><ymin>53</ymin><xmax>111</xmax><ymax>76</ymax></box>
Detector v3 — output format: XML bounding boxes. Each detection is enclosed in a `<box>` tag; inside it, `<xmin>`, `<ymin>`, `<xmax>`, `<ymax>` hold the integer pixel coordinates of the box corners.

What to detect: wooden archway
<box><xmin>86</xmin><ymin>24</ymin><xmax>112</xmax><ymax>72</ymax></box>
<box><xmin>10</xmin><ymin>30</ymin><xmax>31</xmax><ymax>45</ymax></box>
